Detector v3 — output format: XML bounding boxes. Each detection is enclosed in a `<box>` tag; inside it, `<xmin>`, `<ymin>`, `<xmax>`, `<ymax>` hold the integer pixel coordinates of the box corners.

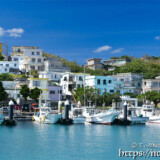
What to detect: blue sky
<box><xmin>0</xmin><ymin>0</ymin><xmax>160</xmax><ymax>64</ymax></box>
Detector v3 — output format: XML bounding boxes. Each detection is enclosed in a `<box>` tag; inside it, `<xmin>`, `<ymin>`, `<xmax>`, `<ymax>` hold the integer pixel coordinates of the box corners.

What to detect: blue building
<box><xmin>85</xmin><ymin>75</ymin><xmax>123</xmax><ymax>95</ymax></box>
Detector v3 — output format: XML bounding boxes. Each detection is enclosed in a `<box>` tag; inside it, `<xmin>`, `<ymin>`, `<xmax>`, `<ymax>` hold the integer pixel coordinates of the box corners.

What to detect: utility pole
<box><xmin>84</xmin><ymin>64</ymin><xmax>86</xmax><ymax>106</ymax></box>
<box><xmin>4</xmin><ymin>42</ymin><xmax>8</xmax><ymax>56</ymax></box>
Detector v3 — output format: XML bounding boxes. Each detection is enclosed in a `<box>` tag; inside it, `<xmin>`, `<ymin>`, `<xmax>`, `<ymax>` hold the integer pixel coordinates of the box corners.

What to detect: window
<box><xmin>37</xmin><ymin>52</ymin><xmax>40</xmax><ymax>55</ymax></box>
<box><xmin>77</xmin><ymin>84</ymin><xmax>80</xmax><ymax>88</ymax></box>
<box><xmin>30</xmin><ymin>66</ymin><xmax>35</xmax><ymax>70</ymax></box>
<box><xmin>50</xmin><ymin>90</ymin><xmax>55</xmax><ymax>94</ymax></box>
<box><xmin>14</xmin><ymin>58</ymin><xmax>18</xmax><ymax>61</ymax></box>
<box><xmin>103</xmin><ymin>80</ymin><xmax>106</xmax><ymax>84</ymax></box>
<box><xmin>55</xmin><ymin>74</ymin><xmax>57</xmax><ymax>78</ymax></box>
<box><xmin>17</xmin><ymin>49</ymin><xmax>21</xmax><ymax>52</ymax></box>
<box><xmin>110</xmin><ymin>90</ymin><xmax>114</xmax><ymax>93</ymax></box>
<box><xmin>6</xmin><ymin>64</ymin><xmax>9</xmax><ymax>67</ymax></box>
<box><xmin>152</xmin><ymin>82</ymin><xmax>158</xmax><ymax>87</ymax></box>
<box><xmin>5</xmin><ymin>68</ymin><xmax>7</xmax><ymax>71</ymax></box>
<box><xmin>108</xmin><ymin>80</ymin><xmax>112</xmax><ymax>83</ymax></box>
<box><xmin>14</xmin><ymin>64</ymin><xmax>17</xmax><ymax>67</ymax></box>
<box><xmin>0</xmin><ymin>64</ymin><xmax>3</xmax><ymax>66</ymax></box>
<box><xmin>58</xmin><ymin>90</ymin><xmax>62</xmax><ymax>94</ymax></box>
<box><xmin>125</xmin><ymin>78</ymin><xmax>130</xmax><ymax>82</ymax></box>
<box><xmin>38</xmin><ymin>58</ymin><xmax>41</xmax><ymax>63</ymax></box>
<box><xmin>31</xmin><ymin>58</ymin><xmax>36</xmax><ymax>63</ymax></box>
<box><xmin>32</xmin><ymin>52</ymin><xmax>34</xmax><ymax>55</ymax></box>
<box><xmin>33</xmin><ymin>81</ymin><xmax>40</xmax><ymax>87</ymax></box>
<box><xmin>97</xmin><ymin>79</ymin><xmax>101</xmax><ymax>84</ymax></box>
<box><xmin>79</xmin><ymin>76</ymin><xmax>83</xmax><ymax>81</ymax></box>
<box><xmin>64</xmin><ymin>77</ymin><xmax>67</xmax><ymax>81</ymax></box>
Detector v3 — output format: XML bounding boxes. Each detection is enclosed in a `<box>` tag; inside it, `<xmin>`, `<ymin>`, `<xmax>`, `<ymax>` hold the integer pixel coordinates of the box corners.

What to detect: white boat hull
<box><xmin>72</xmin><ymin>117</ymin><xmax>86</xmax><ymax>124</ymax></box>
<box><xmin>34</xmin><ymin>114</ymin><xmax>60</xmax><ymax>124</ymax></box>
<box><xmin>147</xmin><ymin>116</ymin><xmax>160</xmax><ymax>124</ymax></box>
<box><xmin>86</xmin><ymin>111</ymin><xmax>119</xmax><ymax>125</ymax></box>
<box><xmin>130</xmin><ymin>117</ymin><xmax>149</xmax><ymax>124</ymax></box>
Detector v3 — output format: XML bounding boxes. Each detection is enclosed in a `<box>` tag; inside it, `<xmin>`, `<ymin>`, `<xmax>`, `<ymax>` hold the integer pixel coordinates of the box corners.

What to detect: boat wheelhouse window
<box><xmin>97</xmin><ymin>79</ymin><xmax>100</xmax><ymax>84</ymax></box>
<box><xmin>103</xmin><ymin>80</ymin><xmax>106</xmax><ymax>84</ymax></box>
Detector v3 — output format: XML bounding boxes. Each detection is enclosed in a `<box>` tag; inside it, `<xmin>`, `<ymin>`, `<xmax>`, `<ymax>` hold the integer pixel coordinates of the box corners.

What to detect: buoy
<box><xmin>43</xmin><ymin>115</ymin><xmax>45</xmax><ymax>122</ymax></box>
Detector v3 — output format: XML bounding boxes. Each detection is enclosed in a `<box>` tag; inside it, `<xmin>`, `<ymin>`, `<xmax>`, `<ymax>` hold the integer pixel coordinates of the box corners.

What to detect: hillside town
<box><xmin>0</xmin><ymin>43</ymin><xmax>160</xmax><ymax>110</ymax></box>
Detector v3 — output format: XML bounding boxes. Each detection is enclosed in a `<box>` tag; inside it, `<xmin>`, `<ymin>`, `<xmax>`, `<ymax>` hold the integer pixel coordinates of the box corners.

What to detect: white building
<box><xmin>142</xmin><ymin>76</ymin><xmax>160</xmax><ymax>93</ymax></box>
<box><xmin>2</xmin><ymin>79</ymin><xmax>29</xmax><ymax>102</ymax></box>
<box><xmin>11</xmin><ymin>46</ymin><xmax>44</xmax><ymax>72</ymax></box>
<box><xmin>60</xmin><ymin>72</ymin><xmax>90</xmax><ymax>96</ymax></box>
<box><xmin>28</xmin><ymin>78</ymin><xmax>50</xmax><ymax>104</ymax></box>
<box><xmin>103</xmin><ymin>59</ymin><xmax>127</xmax><ymax>66</ymax></box>
<box><xmin>43</xmin><ymin>58</ymin><xmax>71</xmax><ymax>72</ymax></box>
<box><xmin>2</xmin><ymin>81</ymin><xmax>19</xmax><ymax>99</ymax></box>
<box><xmin>87</xmin><ymin>58</ymin><xmax>103</xmax><ymax>70</ymax></box>
<box><xmin>111</xmin><ymin>73</ymin><xmax>143</xmax><ymax>94</ymax></box>
<box><xmin>39</xmin><ymin>71</ymin><xmax>63</xmax><ymax>83</ymax></box>
<box><xmin>0</xmin><ymin>61</ymin><xmax>19</xmax><ymax>74</ymax></box>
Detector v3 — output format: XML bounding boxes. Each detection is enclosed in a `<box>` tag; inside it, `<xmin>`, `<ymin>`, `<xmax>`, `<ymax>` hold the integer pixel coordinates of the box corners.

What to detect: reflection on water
<box><xmin>0</xmin><ymin>122</ymin><xmax>160</xmax><ymax>160</ymax></box>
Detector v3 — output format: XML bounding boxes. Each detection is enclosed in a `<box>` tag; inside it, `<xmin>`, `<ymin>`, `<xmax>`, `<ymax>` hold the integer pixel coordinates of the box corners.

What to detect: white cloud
<box><xmin>155</xmin><ymin>36</ymin><xmax>160</xmax><ymax>40</ymax></box>
<box><xmin>0</xmin><ymin>27</ymin><xmax>24</xmax><ymax>38</ymax></box>
<box><xmin>94</xmin><ymin>45</ymin><xmax>112</xmax><ymax>53</ymax></box>
<box><xmin>0</xmin><ymin>27</ymin><xmax>5</xmax><ymax>37</ymax></box>
<box><xmin>111</xmin><ymin>48</ymin><xmax>124</xmax><ymax>54</ymax></box>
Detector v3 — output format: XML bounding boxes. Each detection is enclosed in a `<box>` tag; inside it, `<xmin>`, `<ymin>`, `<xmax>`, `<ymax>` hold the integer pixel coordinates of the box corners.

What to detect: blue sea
<box><xmin>0</xmin><ymin>122</ymin><xmax>160</xmax><ymax>160</ymax></box>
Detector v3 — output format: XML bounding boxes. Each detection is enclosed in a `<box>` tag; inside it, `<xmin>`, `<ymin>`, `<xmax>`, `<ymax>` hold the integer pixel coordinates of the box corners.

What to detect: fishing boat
<box><xmin>86</xmin><ymin>108</ymin><xmax>119</xmax><ymax>125</ymax></box>
<box><xmin>33</xmin><ymin>107</ymin><xmax>61</xmax><ymax>124</ymax></box>
<box><xmin>126</xmin><ymin>106</ymin><xmax>149</xmax><ymax>124</ymax></box>
<box><xmin>141</xmin><ymin>104</ymin><xmax>160</xmax><ymax>124</ymax></box>
<box><xmin>69</xmin><ymin>107</ymin><xmax>96</xmax><ymax>124</ymax></box>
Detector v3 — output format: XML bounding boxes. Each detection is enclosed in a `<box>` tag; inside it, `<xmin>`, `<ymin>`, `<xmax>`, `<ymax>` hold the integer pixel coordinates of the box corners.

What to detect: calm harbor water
<box><xmin>0</xmin><ymin>122</ymin><xmax>160</xmax><ymax>160</ymax></box>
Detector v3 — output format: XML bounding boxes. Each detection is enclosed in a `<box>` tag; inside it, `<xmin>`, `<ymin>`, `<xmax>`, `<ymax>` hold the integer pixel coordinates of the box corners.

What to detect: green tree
<box><xmin>121</xmin><ymin>55</ymin><xmax>134</xmax><ymax>62</ymax></box>
<box><xmin>146</xmin><ymin>91</ymin><xmax>160</xmax><ymax>107</ymax></box>
<box><xmin>0</xmin><ymin>73</ymin><xmax>14</xmax><ymax>81</ymax></box>
<box><xmin>138</xmin><ymin>91</ymin><xmax>160</xmax><ymax>107</ymax></box>
<box><xmin>0</xmin><ymin>81</ymin><xmax>8</xmax><ymax>102</ymax></box>
<box><xmin>30</xmin><ymin>87</ymin><xmax>41</xmax><ymax>102</ymax></box>
<box><xmin>30</xmin><ymin>70</ymin><xmax>39</xmax><ymax>78</ymax></box>
<box><xmin>123</xmin><ymin>92</ymin><xmax>138</xmax><ymax>98</ymax></box>
<box><xmin>99</xmin><ymin>93</ymin><xmax>113</xmax><ymax>106</ymax></box>
<box><xmin>110</xmin><ymin>93</ymin><xmax>121</xmax><ymax>106</ymax></box>
<box><xmin>20</xmin><ymin>84</ymin><xmax>30</xmax><ymax>103</ymax></box>
<box><xmin>0</xmin><ymin>55</ymin><xmax>4</xmax><ymax>61</ymax></box>
<box><xmin>110</xmin><ymin>56</ymin><xmax>120</xmax><ymax>59</ymax></box>
<box><xmin>74</xmin><ymin>87</ymin><xmax>100</xmax><ymax>106</ymax></box>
